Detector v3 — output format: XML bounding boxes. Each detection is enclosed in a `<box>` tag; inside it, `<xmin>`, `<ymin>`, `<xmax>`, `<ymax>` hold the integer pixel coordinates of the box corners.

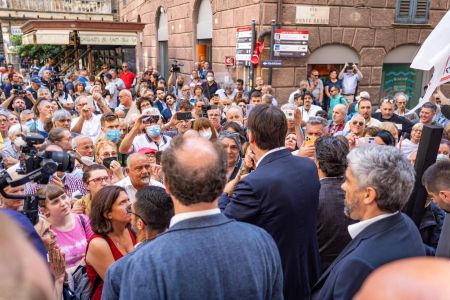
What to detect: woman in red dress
<box><xmin>85</xmin><ymin>186</ymin><xmax>136</xmax><ymax>300</ymax></box>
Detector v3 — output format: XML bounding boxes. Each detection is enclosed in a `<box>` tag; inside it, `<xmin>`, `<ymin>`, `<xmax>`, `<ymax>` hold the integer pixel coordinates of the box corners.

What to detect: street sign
<box><xmin>274</xmin><ymin>29</ymin><xmax>309</xmax><ymax>57</ymax></box>
<box><xmin>236</xmin><ymin>27</ymin><xmax>252</xmax><ymax>62</ymax></box>
<box><xmin>225</xmin><ymin>56</ymin><xmax>235</xmax><ymax>67</ymax></box>
<box><xmin>261</xmin><ymin>60</ymin><xmax>283</xmax><ymax>67</ymax></box>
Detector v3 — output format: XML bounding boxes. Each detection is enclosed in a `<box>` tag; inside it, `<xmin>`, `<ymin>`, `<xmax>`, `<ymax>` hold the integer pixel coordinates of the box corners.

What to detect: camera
<box><xmin>16</xmin><ymin>133</ymin><xmax>75</xmax><ymax>184</ymax></box>
<box><xmin>201</xmin><ymin>104</ymin><xmax>212</xmax><ymax>118</ymax></box>
<box><xmin>171</xmin><ymin>60</ymin><xmax>184</xmax><ymax>73</ymax></box>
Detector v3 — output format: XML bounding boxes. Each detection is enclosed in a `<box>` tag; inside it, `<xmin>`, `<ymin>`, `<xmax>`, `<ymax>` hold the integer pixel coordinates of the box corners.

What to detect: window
<box><xmin>396</xmin><ymin>0</ymin><xmax>430</xmax><ymax>24</ymax></box>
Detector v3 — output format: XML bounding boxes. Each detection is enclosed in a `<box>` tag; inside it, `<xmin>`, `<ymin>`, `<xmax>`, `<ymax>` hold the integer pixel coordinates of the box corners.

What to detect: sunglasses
<box><xmin>382</xmin><ymin>99</ymin><xmax>395</xmax><ymax>104</ymax></box>
<box><xmin>352</xmin><ymin>121</ymin><xmax>364</xmax><ymax>126</ymax></box>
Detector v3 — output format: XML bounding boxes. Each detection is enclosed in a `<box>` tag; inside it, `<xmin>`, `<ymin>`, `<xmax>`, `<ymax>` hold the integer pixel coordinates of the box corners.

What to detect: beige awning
<box><xmin>78</xmin><ymin>31</ymin><xmax>137</xmax><ymax>46</ymax></box>
<box><xmin>21</xmin><ymin>30</ymin><xmax>71</xmax><ymax>45</ymax></box>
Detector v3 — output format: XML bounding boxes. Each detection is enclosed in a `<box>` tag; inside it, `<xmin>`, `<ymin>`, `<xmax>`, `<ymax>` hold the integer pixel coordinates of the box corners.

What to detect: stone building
<box><xmin>0</xmin><ymin>0</ymin><xmax>119</xmax><ymax>64</ymax></box>
<box><xmin>120</xmin><ymin>0</ymin><xmax>449</xmax><ymax>106</ymax></box>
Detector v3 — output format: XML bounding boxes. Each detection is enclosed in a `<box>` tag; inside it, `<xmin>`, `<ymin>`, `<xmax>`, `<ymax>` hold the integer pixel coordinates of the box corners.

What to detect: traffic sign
<box><xmin>225</xmin><ymin>56</ymin><xmax>235</xmax><ymax>67</ymax></box>
<box><xmin>274</xmin><ymin>29</ymin><xmax>309</xmax><ymax>57</ymax></box>
<box><xmin>261</xmin><ymin>60</ymin><xmax>283</xmax><ymax>67</ymax></box>
<box><xmin>236</xmin><ymin>27</ymin><xmax>252</xmax><ymax>62</ymax></box>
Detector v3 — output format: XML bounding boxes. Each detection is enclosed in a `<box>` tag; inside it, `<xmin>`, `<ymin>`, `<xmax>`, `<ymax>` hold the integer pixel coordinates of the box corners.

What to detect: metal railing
<box><xmin>0</xmin><ymin>0</ymin><xmax>112</xmax><ymax>14</ymax></box>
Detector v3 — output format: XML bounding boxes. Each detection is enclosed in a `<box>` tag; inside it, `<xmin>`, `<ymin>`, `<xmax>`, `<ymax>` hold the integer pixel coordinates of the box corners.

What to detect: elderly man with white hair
<box><xmin>394</xmin><ymin>92</ymin><xmax>419</xmax><ymax>123</ymax></box>
<box><xmin>71</xmin><ymin>95</ymin><xmax>104</xmax><ymax>141</ymax></box>
<box><xmin>325</xmin><ymin>103</ymin><xmax>347</xmax><ymax>135</ymax></box>
<box><xmin>119</xmin><ymin>107</ymin><xmax>172</xmax><ymax>154</ymax></box>
<box><xmin>1</xmin><ymin>123</ymin><xmax>29</xmax><ymax>168</ymax></box>
<box><xmin>226</xmin><ymin>105</ymin><xmax>244</xmax><ymax>127</ymax></box>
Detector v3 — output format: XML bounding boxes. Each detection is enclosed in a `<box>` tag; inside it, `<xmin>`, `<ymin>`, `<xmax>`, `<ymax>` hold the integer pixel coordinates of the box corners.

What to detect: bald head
<box><xmin>355</xmin><ymin>257</ymin><xmax>450</xmax><ymax>300</ymax></box>
<box><xmin>127</xmin><ymin>153</ymin><xmax>151</xmax><ymax>189</ymax></box>
<box><xmin>161</xmin><ymin>136</ymin><xmax>227</xmax><ymax>205</ymax></box>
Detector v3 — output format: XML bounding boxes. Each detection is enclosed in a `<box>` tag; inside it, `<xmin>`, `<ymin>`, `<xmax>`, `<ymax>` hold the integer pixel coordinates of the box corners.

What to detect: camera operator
<box><xmin>4</xmin><ymin>73</ymin><xmax>22</xmax><ymax>98</ymax></box>
<box><xmin>1</xmin><ymin>95</ymin><xmax>28</xmax><ymax>112</ymax></box>
<box><xmin>53</xmin><ymin>80</ymin><xmax>74</xmax><ymax>112</ymax></box>
<box><xmin>168</xmin><ymin>66</ymin><xmax>184</xmax><ymax>99</ymax></box>
<box><xmin>26</xmin><ymin>77</ymin><xmax>42</xmax><ymax>100</ymax></box>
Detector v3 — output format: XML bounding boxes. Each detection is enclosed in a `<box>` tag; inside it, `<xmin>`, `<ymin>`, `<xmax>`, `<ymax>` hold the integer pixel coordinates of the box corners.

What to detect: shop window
<box><xmin>395</xmin><ymin>0</ymin><xmax>430</xmax><ymax>24</ymax></box>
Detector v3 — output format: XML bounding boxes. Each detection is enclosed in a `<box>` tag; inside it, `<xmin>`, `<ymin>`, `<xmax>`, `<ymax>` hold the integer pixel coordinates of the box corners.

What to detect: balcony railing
<box><xmin>0</xmin><ymin>0</ymin><xmax>112</xmax><ymax>14</ymax></box>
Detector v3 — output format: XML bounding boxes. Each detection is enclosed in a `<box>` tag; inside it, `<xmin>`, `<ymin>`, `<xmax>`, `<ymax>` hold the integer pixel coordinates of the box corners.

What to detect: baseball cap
<box><xmin>31</xmin><ymin>78</ymin><xmax>42</xmax><ymax>85</ymax></box>
<box><xmin>104</xmin><ymin>73</ymin><xmax>113</xmax><ymax>80</ymax></box>
<box><xmin>138</xmin><ymin>147</ymin><xmax>157</xmax><ymax>155</ymax></box>
<box><xmin>356</xmin><ymin>91</ymin><xmax>370</xmax><ymax>101</ymax></box>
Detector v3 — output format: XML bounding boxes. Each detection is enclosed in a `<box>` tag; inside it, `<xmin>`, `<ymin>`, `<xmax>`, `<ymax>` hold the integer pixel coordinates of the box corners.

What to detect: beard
<box><xmin>344</xmin><ymin>196</ymin><xmax>360</xmax><ymax>220</ymax></box>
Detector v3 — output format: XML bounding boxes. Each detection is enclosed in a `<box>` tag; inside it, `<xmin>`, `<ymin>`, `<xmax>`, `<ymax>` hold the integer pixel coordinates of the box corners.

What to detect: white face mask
<box><xmin>437</xmin><ymin>154</ymin><xmax>449</xmax><ymax>161</ymax></box>
<box><xmin>14</xmin><ymin>137</ymin><xmax>26</xmax><ymax>148</ymax></box>
<box><xmin>199</xmin><ymin>128</ymin><xmax>213</xmax><ymax>140</ymax></box>
<box><xmin>207</xmin><ymin>76</ymin><xmax>214</xmax><ymax>82</ymax></box>
<box><xmin>80</xmin><ymin>156</ymin><xmax>95</xmax><ymax>166</ymax></box>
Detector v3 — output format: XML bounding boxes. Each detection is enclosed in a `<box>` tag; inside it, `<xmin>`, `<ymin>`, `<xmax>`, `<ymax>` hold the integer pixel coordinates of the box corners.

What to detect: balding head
<box><xmin>119</xmin><ymin>89</ymin><xmax>132</xmax><ymax>106</ymax></box>
<box><xmin>161</xmin><ymin>136</ymin><xmax>226</xmax><ymax>205</ymax></box>
<box><xmin>355</xmin><ymin>257</ymin><xmax>450</xmax><ymax>300</ymax></box>
<box><xmin>126</xmin><ymin>153</ymin><xmax>152</xmax><ymax>189</ymax></box>
<box><xmin>332</xmin><ymin>104</ymin><xmax>347</xmax><ymax>124</ymax></box>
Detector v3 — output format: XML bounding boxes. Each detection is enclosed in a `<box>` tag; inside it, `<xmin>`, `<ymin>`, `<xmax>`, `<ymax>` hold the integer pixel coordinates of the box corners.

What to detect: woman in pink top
<box><xmin>38</xmin><ymin>183</ymin><xmax>94</xmax><ymax>270</ymax></box>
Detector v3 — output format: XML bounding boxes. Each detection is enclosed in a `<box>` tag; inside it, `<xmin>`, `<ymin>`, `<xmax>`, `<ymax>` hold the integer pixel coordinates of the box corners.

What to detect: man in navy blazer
<box><xmin>312</xmin><ymin>145</ymin><xmax>425</xmax><ymax>300</ymax></box>
<box><xmin>103</xmin><ymin>135</ymin><xmax>283</xmax><ymax>300</ymax></box>
<box><xmin>219</xmin><ymin>104</ymin><xmax>321</xmax><ymax>300</ymax></box>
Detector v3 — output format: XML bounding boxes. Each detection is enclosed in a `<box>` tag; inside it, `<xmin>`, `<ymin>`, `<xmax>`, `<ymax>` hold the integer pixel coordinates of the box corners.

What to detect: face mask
<box><xmin>437</xmin><ymin>154</ymin><xmax>449</xmax><ymax>161</ymax></box>
<box><xmin>80</xmin><ymin>156</ymin><xmax>95</xmax><ymax>166</ymax></box>
<box><xmin>146</xmin><ymin>125</ymin><xmax>161</xmax><ymax>137</ymax></box>
<box><xmin>207</xmin><ymin>76</ymin><xmax>214</xmax><ymax>82</ymax></box>
<box><xmin>106</xmin><ymin>129</ymin><xmax>121</xmax><ymax>143</ymax></box>
<box><xmin>199</xmin><ymin>129</ymin><xmax>212</xmax><ymax>140</ymax></box>
<box><xmin>14</xmin><ymin>137</ymin><xmax>26</xmax><ymax>148</ymax></box>
<box><xmin>26</xmin><ymin>120</ymin><xmax>36</xmax><ymax>131</ymax></box>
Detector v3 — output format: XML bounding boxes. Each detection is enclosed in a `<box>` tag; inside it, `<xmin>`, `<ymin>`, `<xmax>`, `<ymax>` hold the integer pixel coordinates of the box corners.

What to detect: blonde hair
<box><xmin>379</xmin><ymin>122</ymin><xmax>399</xmax><ymax>139</ymax></box>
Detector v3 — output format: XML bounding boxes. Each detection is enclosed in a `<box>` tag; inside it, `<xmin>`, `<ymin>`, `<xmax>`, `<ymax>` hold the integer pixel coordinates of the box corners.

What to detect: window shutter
<box><xmin>414</xmin><ymin>0</ymin><xmax>429</xmax><ymax>19</ymax></box>
<box><xmin>398</xmin><ymin>0</ymin><xmax>411</xmax><ymax>18</ymax></box>
<box><xmin>395</xmin><ymin>0</ymin><xmax>430</xmax><ymax>24</ymax></box>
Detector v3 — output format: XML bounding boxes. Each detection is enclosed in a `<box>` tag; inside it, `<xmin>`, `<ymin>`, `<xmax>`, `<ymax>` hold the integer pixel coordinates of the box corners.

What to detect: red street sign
<box><xmin>225</xmin><ymin>56</ymin><xmax>235</xmax><ymax>67</ymax></box>
<box><xmin>251</xmin><ymin>54</ymin><xmax>259</xmax><ymax>65</ymax></box>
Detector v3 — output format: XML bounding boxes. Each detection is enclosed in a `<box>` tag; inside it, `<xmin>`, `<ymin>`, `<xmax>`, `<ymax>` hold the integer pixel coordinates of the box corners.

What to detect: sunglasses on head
<box><xmin>382</xmin><ymin>99</ymin><xmax>395</xmax><ymax>104</ymax></box>
<box><xmin>352</xmin><ymin>121</ymin><xmax>364</xmax><ymax>126</ymax></box>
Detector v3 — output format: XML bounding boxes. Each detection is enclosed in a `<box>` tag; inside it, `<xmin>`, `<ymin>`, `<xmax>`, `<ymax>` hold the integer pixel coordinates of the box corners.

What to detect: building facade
<box><xmin>120</xmin><ymin>0</ymin><xmax>449</xmax><ymax>106</ymax></box>
<box><xmin>0</xmin><ymin>0</ymin><xmax>119</xmax><ymax>64</ymax></box>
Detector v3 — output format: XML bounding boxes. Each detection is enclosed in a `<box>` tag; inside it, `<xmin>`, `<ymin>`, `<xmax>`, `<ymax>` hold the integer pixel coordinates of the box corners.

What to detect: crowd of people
<box><xmin>0</xmin><ymin>59</ymin><xmax>450</xmax><ymax>300</ymax></box>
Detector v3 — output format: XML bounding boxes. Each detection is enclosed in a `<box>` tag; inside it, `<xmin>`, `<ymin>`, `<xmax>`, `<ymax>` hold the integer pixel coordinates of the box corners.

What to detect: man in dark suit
<box><xmin>103</xmin><ymin>135</ymin><xmax>283</xmax><ymax>300</ymax></box>
<box><xmin>312</xmin><ymin>145</ymin><xmax>425</xmax><ymax>300</ymax></box>
<box><xmin>315</xmin><ymin>136</ymin><xmax>355</xmax><ymax>272</ymax></box>
<box><xmin>219</xmin><ymin>104</ymin><xmax>321</xmax><ymax>300</ymax></box>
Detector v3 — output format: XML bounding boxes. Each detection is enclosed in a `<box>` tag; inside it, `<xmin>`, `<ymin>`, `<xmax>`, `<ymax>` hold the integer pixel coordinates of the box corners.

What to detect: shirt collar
<box><xmin>169</xmin><ymin>208</ymin><xmax>221</xmax><ymax>228</ymax></box>
<box><xmin>255</xmin><ymin>147</ymin><xmax>286</xmax><ymax>168</ymax></box>
<box><xmin>348</xmin><ymin>212</ymin><xmax>398</xmax><ymax>239</ymax></box>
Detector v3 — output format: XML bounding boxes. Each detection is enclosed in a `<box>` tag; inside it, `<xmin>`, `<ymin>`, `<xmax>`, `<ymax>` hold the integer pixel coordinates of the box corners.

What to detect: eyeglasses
<box><xmin>311</xmin><ymin>74</ymin><xmax>319</xmax><ymax>77</ymax></box>
<box><xmin>126</xmin><ymin>204</ymin><xmax>147</xmax><ymax>225</ymax></box>
<box><xmin>122</xmin><ymin>66</ymin><xmax>128</xmax><ymax>68</ymax></box>
<box><xmin>351</xmin><ymin>121</ymin><xmax>364</xmax><ymax>126</ymax></box>
<box><xmin>330</xmin><ymin>89</ymin><xmax>337</xmax><ymax>92</ymax></box>
<box><xmin>57</xmin><ymin>119</ymin><xmax>71</xmax><ymax>123</ymax></box>
<box><xmin>87</xmin><ymin>176</ymin><xmax>110</xmax><ymax>184</ymax></box>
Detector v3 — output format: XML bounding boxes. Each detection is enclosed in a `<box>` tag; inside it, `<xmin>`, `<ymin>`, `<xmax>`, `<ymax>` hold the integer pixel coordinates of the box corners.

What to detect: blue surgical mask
<box><xmin>106</xmin><ymin>129</ymin><xmax>121</xmax><ymax>143</ymax></box>
<box><xmin>437</xmin><ymin>154</ymin><xmax>449</xmax><ymax>161</ymax></box>
<box><xmin>26</xmin><ymin>120</ymin><xmax>36</xmax><ymax>131</ymax></box>
<box><xmin>146</xmin><ymin>125</ymin><xmax>161</xmax><ymax>137</ymax></box>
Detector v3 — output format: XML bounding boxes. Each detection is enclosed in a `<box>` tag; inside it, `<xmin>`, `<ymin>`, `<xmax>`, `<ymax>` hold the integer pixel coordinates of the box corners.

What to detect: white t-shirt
<box><xmin>115</xmin><ymin>176</ymin><xmax>165</xmax><ymax>203</ymax></box>
<box><xmin>130</xmin><ymin>134</ymin><xmax>172</xmax><ymax>153</ymax></box>
<box><xmin>71</xmin><ymin>113</ymin><xmax>102</xmax><ymax>141</ymax></box>
<box><xmin>300</xmin><ymin>105</ymin><xmax>322</xmax><ymax>122</ymax></box>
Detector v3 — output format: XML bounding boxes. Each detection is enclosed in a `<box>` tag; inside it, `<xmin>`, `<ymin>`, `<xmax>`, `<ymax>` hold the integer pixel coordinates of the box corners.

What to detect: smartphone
<box><xmin>103</xmin><ymin>157</ymin><xmax>118</xmax><ymax>169</ymax></box>
<box><xmin>356</xmin><ymin>137</ymin><xmax>376</xmax><ymax>147</ymax></box>
<box><xmin>304</xmin><ymin>135</ymin><xmax>318</xmax><ymax>147</ymax></box>
<box><xmin>142</xmin><ymin>115</ymin><xmax>159</xmax><ymax>124</ymax></box>
<box><xmin>283</xmin><ymin>109</ymin><xmax>295</xmax><ymax>120</ymax></box>
<box><xmin>177</xmin><ymin>112</ymin><xmax>193</xmax><ymax>121</ymax></box>
<box><xmin>348</xmin><ymin>62</ymin><xmax>353</xmax><ymax>68</ymax></box>
<box><xmin>155</xmin><ymin>151</ymin><xmax>162</xmax><ymax>165</ymax></box>
<box><xmin>246</xmin><ymin>104</ymin><xmax>255</xmax><ymax>117</ymax></box>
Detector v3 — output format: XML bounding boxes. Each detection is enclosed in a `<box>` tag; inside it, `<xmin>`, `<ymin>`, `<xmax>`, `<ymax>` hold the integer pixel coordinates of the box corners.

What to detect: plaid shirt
<box><xmin>325</xmin><ymin>121</ymin><xmax>346</xmax><ymax>136</ymax></box>
<box><xmin>25</xmin><ymin>174</ymin><xmax>88</xmax><ymax>197</ymax></box>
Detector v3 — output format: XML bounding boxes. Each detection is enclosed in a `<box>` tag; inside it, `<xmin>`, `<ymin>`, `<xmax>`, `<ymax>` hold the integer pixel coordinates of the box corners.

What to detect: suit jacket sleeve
<box><xmin>220</xmin><ymin>179</ymin><xmax>261</xmax><ymax>222</ymax></box>
<box><xmin>101</xmin><ymin>267</ymin><xmax>120</xmax><ymax>300</ymax></box>
<box><xmin>332</xmin><ymin>258</ymin><xmax>373</xmax><ymax>300</ymax></box>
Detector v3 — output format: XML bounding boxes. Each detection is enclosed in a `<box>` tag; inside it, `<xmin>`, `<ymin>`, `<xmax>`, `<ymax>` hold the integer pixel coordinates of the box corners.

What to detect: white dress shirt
<box><xmin>169</xmin><ymin>208</ymin><xmax>221</xmax><ymax>228</ymax></box>
<box><xmin>115</xmin><ymin>176</ymin><xmax>165</xmax><ymax>203</ymax></box>
<box><xmin>348</xmin><ymin>212</ymin><xmax>398</xmax><ymax>239</ymax></box>
<box><xmin>255</xmin><ymin>147</ymin><xmax>286</xmax><ymax>168</ymax></box>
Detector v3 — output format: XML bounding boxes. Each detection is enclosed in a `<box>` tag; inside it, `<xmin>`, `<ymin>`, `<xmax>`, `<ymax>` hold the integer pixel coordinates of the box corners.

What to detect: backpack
<box><xmin>72</xmin><ymin>215</ymin><xmax>101</xmax><ymax>300</ymax></box>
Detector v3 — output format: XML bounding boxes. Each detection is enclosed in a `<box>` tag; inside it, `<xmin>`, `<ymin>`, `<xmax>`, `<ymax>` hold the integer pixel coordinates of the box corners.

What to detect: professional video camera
<box><xmin>50</xmin><ymin>73</ymin><xmax>65</xmax><ymax>85</ymax></box>
<box><xmin>171</xmin><ymin>60</ymin><xmax>184</xmax><ymax>73</ymax></box>
<box><xmin>0</xmin><ymin>132</ymin><xmax>75</xmax><ymax>225</ymax></box>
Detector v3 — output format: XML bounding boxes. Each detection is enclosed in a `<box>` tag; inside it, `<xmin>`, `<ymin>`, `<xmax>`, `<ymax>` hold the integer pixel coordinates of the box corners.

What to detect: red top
<box><xmin>86</xmin><ymin>229</ymin><xmax>136</xmax><ymax>300</ymax></box>
<box><xmin>119</xmin><ymin>71</ymin><xmax>136</xmax><ymax>89</ymax></box>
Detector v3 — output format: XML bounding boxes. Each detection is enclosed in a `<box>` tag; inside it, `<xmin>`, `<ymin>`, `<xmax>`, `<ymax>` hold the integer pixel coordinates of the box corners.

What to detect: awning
<box><xmin>22</xmin><ymin>30</ymin><xmax>71</xmax><ymax>45</ymax></box>
<box><xmin>78</xmin><ymin>31</ymin><xmax>137</xmax><ymax>46</ymax></box>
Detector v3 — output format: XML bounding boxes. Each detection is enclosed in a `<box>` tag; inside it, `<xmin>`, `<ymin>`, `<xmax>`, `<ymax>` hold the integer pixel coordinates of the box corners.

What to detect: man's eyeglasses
<box><xmin>57</xmin><ymin>119</ymin><xmax>71</xmax><ymax>123</ymax></box>
<box><xmin>351</xmin><ymin>121</ymin><xmax>364</xmax><ymax>126</ymax></box>
<box><xmin>87</xmin><ymin>176</ymin><xmax>110</xmax><ymax>184</ymax></box>
<box><xmin>311</xmin><ymin>74</ymin><xmax>319</xmax><ymax>77</ymax></box>
<box><xmin>127</xmin><ymin>204</ymin><xmax>147</xmax><ymax>225</ymax></box>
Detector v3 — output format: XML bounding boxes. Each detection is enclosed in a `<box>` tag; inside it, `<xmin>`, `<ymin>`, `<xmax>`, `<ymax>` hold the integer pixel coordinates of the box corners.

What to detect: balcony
<box><xmin>0</xmin><ymin>0</ymin><xmax>113</xmax><ymax>15</ymax></box>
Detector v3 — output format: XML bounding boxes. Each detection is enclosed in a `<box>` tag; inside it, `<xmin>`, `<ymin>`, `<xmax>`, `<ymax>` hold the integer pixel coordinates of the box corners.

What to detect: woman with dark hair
<box><xmin>85</xmin><ymin>186</ymin><xmax>136</xmax><ymax>300</ymax></box>
<box><xmin>374</xmin><ymin>129</ymin><xmax>396</xmax><ymax>146</ymax></box>
<box><xmin>222</xmin><ymin>121</ymin><xmax>247</xmax><ymax>145</ymax></box>
<box><xmin>285</xmin><ymin>133</ymin><xmax>298</xmax><ymax>152</ymax></box>
<box><xmin>193</xmin><ymin>117</ymin><xmax>217</xmax><ymax>141</ymax></box>
<box><xmin>136</xmin><ymin>97</ymin><xmax>153</xmax><ymax>114</ymax></box>
<box><xmin>324</xmin><ymin>69</ymin><xmax>343</xmax><ymax>111</ymax></box>
<box><xmin>74</xmin><ymin>82</ymin><xmax>86</xmax><ymax>98</ymax></box>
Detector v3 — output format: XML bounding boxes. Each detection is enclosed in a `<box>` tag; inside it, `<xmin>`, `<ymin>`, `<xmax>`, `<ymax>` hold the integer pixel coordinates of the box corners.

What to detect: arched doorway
<box><xmin>157</xmin><ymin>7</ymin><xmax>169</xmax><ymax>79</ymax></box>
<box><xmin>194</xmin><ymin>0</ymin><xmax>212</xmax><ymax>65</ymax></box>
<box><xmin>381</xmin><ymin>45</ymin><xmax>423</xmax><ymax>108</ymax></box>
<box><xmin>307</xmin><ymin>44</ymin><xmax>360</xmax><ymax>78</ymax></box>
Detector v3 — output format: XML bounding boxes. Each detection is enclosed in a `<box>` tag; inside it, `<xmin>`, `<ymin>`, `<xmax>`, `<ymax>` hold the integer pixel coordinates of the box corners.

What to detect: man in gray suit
<box><xmin>102</xmin><ymin>135</ymin><xmax>283</xmax><ymax>300</ymax></box>
<box><xmin>422</xmin><ymin>159</ymin><xmax>450</xmax><ymax>258</ymax></box>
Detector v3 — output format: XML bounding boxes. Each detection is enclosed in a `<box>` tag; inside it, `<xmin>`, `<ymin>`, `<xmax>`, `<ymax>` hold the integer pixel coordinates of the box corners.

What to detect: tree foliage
<box><xmin>12</xmin><ymin>35</ymin><xmax>64</xmax><ymax>61</ymax></box>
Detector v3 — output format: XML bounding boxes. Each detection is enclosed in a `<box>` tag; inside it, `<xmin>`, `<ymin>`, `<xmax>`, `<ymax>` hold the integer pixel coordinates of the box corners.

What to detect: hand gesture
<box><xmin>51</xmin><ymin>175</ymin><xmax>65</xmax><ymax>188</ymax></box>
<box><xmin>298</xmin><ymin>145</ymin><xmax>315</xmax><ymax>158</ymax></box>
<box><xmin>294</xmin><ymin>108</ymin><xmax>302</xmax><ymax>127</ymax></box>
<box><xmin>49</xmin><ymin>246</ymin><xmax>66</xmax><ymax>281</ymax></box>
<box><xmin>109</xmin><ymin>160</ymin><xmax>124</xmax><ymax>179</ymax></box>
